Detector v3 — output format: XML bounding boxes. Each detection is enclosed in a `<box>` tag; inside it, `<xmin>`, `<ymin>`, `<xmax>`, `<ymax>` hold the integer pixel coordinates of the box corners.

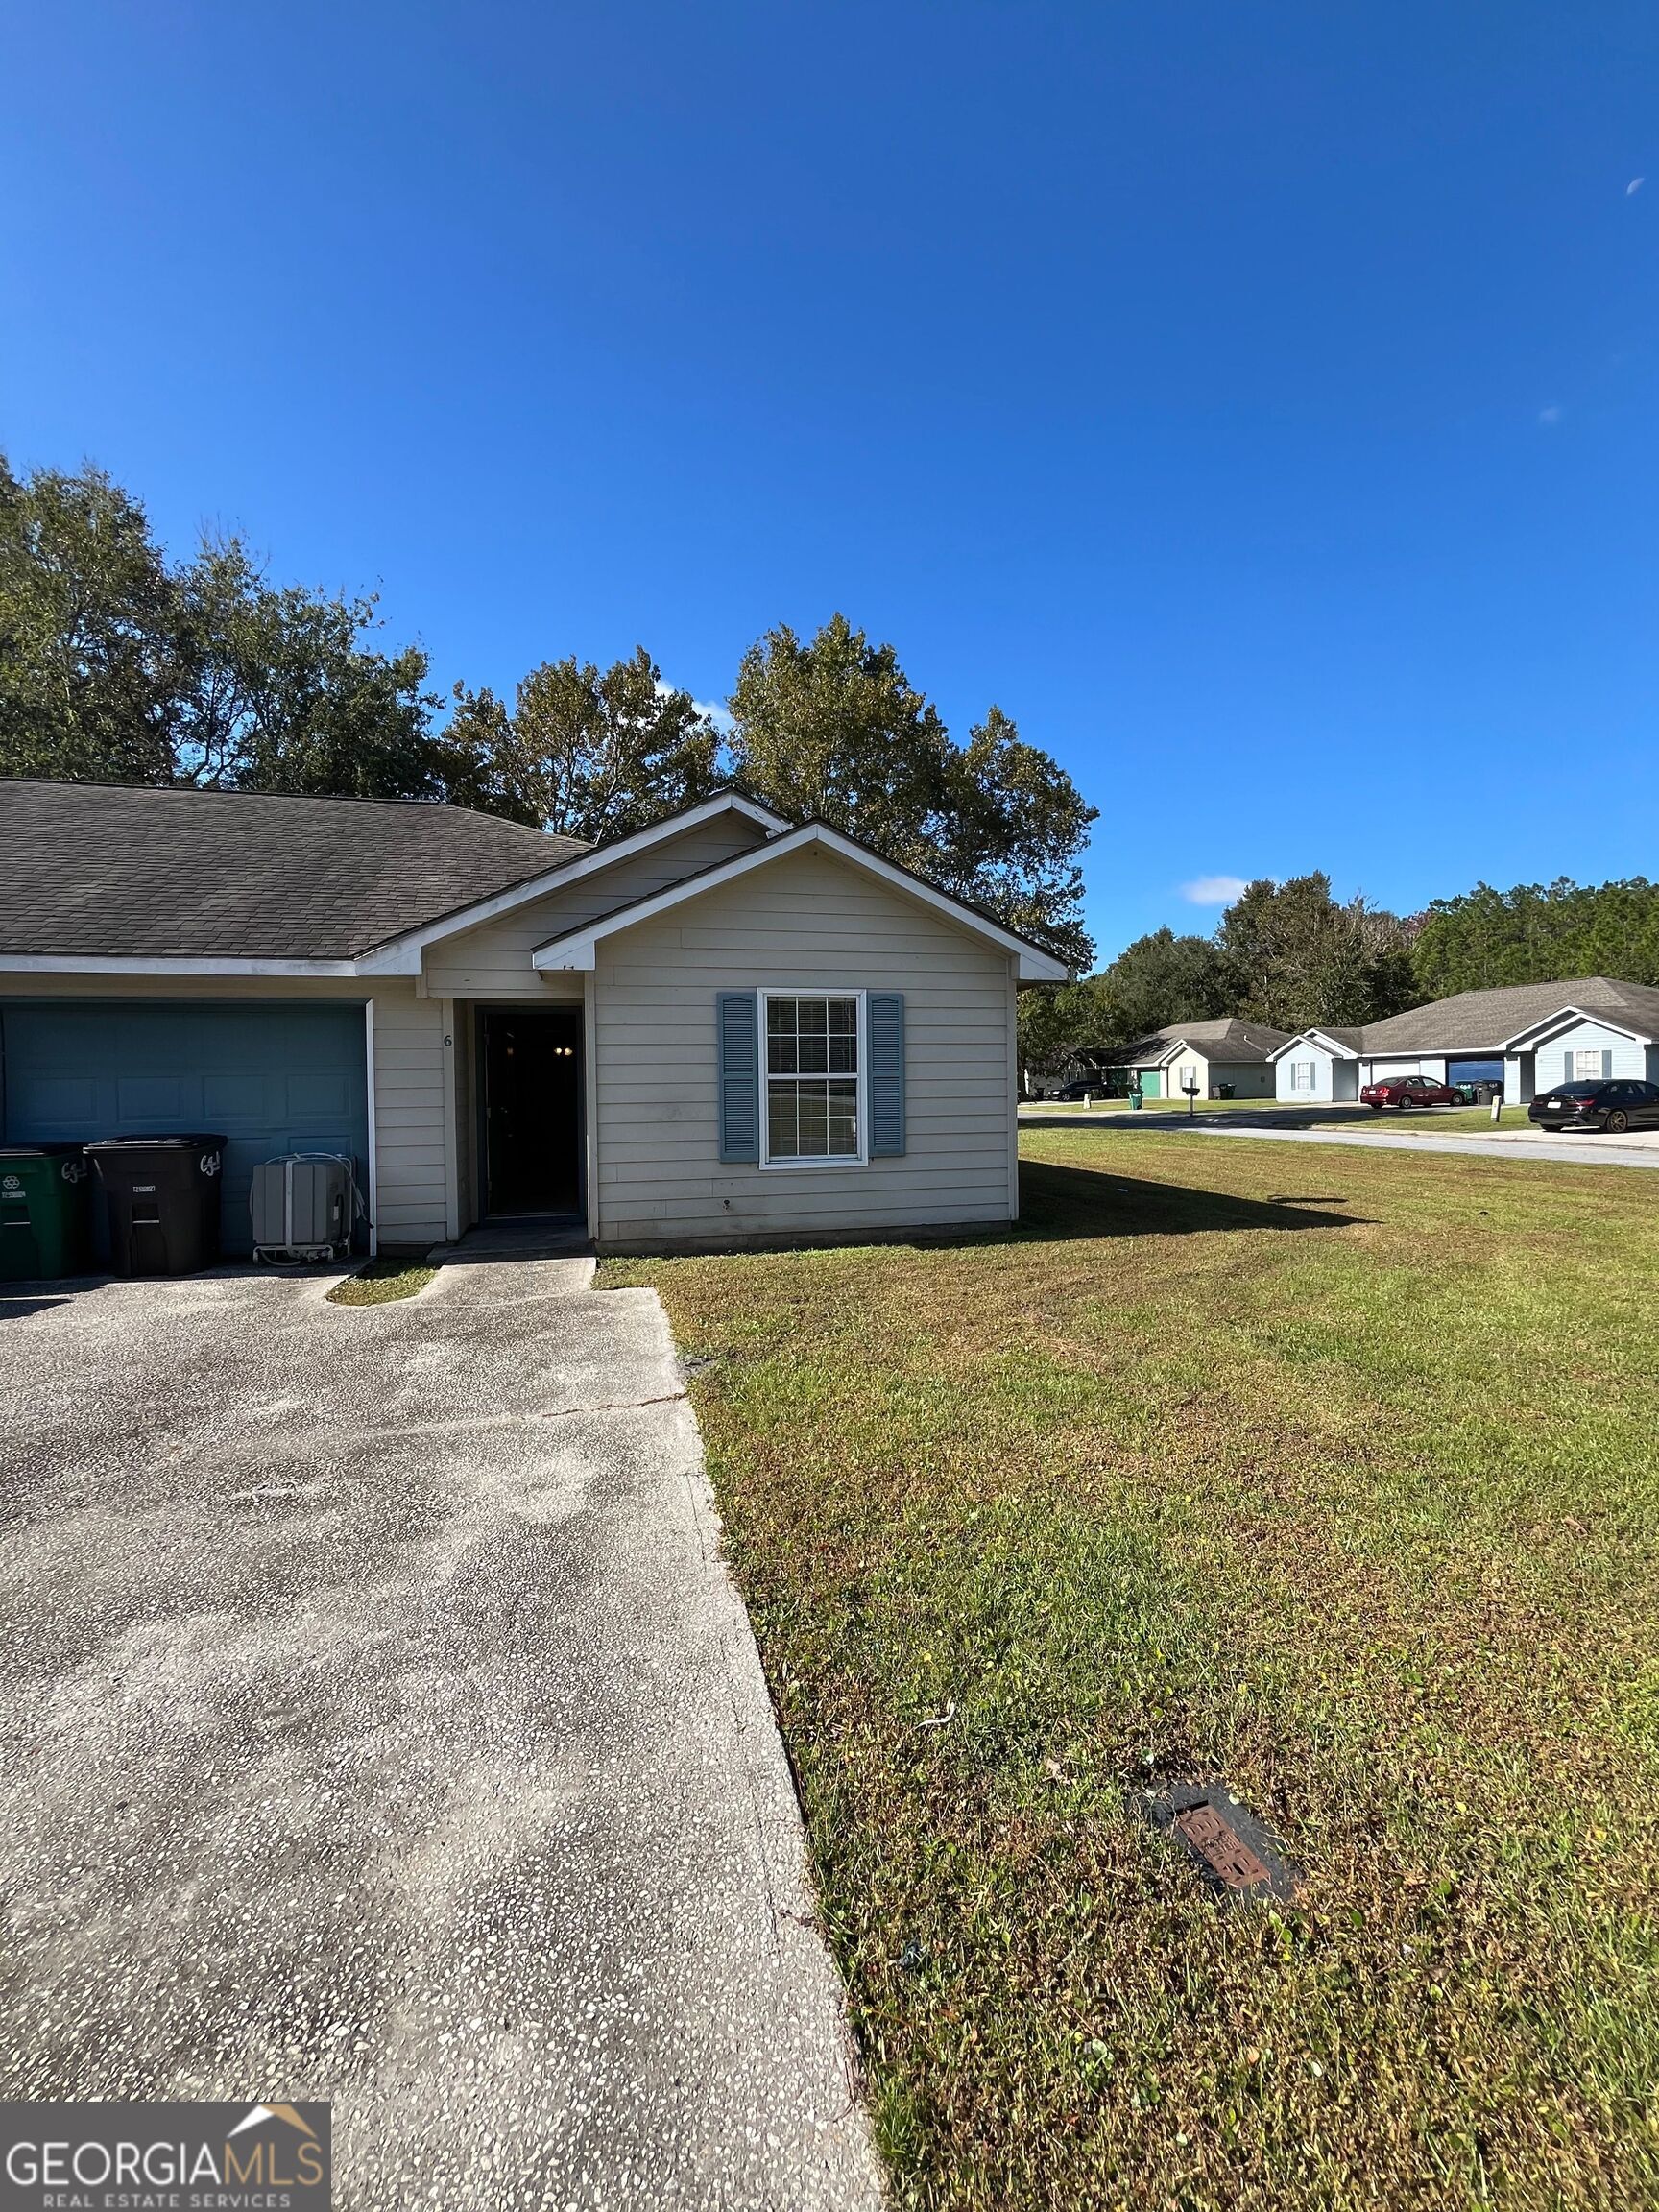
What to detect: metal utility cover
<box><xmin>1145</xmin><ymin>1780</ymin><xmax>1299</xmax><ymax>1904</ymax></box>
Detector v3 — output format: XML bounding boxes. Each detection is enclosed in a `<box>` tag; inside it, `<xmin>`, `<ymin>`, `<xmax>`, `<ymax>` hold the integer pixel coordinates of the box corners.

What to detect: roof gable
<box><xmin>529</xmin><ymin>820</ymin><xmax>1070</xmax><ymax>980</ymax></box>
<box><xmin>1359</xmin><ymin>976</ymin><xmax>1659</xmax><ymax>1055</ymax></box>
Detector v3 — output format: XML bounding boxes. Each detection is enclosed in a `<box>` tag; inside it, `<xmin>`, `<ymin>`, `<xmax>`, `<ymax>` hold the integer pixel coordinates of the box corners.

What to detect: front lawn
<box><xmin>605</xmin><ymin>1128</ymin><xmax>1659</xmax><ymax>2210</ymax></box>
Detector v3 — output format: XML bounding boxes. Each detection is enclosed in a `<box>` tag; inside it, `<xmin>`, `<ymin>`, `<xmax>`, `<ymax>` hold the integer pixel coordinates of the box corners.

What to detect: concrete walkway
<box><xmin>0</xmin><ymin>1257</ymin><xmax>880</xmax><ymax>2212</ymax></box>
<box><xmin>1021</xmin><ymin>1105</ymin><xmax>1659</xmax><ymax>1171</ymax></box>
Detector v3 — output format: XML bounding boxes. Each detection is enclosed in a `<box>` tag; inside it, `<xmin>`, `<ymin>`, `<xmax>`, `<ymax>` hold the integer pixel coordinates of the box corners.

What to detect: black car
<box><xmin>1051</xmin><ymin>1076</ymin><xmax>1117</xmax><ymax>1101</ymax></box>
<box><xmin>1528</xmin><ymin>1078</ymin><xmax>1659</xmax><ymax>1134</ymax></box>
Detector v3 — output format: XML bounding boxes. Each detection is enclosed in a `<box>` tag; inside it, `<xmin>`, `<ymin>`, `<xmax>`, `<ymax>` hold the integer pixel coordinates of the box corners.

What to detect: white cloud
<box><xmin>657</xmin><ymin>679</ymin><xmax>733</xmax><ymax>733</ymax></box>
<box><xmin>1628</xmin><ymin>176</ymin><xmax>1645</xmax><ymax>195</ymax></box>
<box><xmin>1538</xmin><ymin>404</ymin><xmax>1562</xmax><ymax>426</ymax></box>
<box><xmin>1180</xmin><ymin>874</ymin><xmax>1250</xmax><ymax>905</ymax></box>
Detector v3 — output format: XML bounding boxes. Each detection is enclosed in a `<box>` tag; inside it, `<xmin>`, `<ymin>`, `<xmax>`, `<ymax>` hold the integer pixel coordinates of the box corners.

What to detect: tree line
<box><xmin>0</xmin><ymin>456</ymin><xmax>1096</xmax><ymax>967</ymax></box>
<box><xmin>1022</xmin><ymin>867</ymin><xmax>1659</xmax><ymax>1074</ymax></box>
<box><xmin>1019</xmin><ymin>874</ymin><xmax>1420</xmax><ymax>1071</ymax></box>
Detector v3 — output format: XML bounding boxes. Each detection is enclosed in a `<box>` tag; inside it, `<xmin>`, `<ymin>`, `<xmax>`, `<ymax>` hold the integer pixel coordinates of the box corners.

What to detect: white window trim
<box><xmin>1573</xmin><ymin>1047</ymin><xmax>1602</xmax><ymax>1080</ymax></box>
<box><xmin>758</xmin><ymin>987</ymin><xmax>868</xmax><ymax>1169</ymax></box>
<box><xmin>1291</xmin><ymin>1059</ymin><xmax>1315</xmax><ymax>1093</ymax></box>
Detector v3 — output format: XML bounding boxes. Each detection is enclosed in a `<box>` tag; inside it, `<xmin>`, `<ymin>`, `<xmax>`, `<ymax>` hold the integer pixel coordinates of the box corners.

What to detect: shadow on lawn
<box><xmin>1014</xmin><ymin>1159</ymin><xmax>1367</xmax><ymax>1240</ymax></box>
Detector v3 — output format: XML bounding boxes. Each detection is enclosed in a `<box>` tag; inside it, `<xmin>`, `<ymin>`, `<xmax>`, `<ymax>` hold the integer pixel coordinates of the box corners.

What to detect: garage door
<box><xmin>0</xmin><ymin>1002</ymin><xmax>370</xmax><ymax>1256</ymax></box>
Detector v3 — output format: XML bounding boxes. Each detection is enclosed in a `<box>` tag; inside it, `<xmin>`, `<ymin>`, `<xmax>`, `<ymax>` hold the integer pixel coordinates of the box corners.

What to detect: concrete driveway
<box><xmin>0</xmin><ymin>1256</ymin><xmax>880</xmax><ymax>2212</ymax></box>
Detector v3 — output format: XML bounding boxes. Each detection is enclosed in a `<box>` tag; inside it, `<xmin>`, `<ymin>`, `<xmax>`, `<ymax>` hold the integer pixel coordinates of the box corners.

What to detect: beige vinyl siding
<box><xmin>369</xmin><ymin>984</ymin><xmax>449</xmax><ymax>1245</ymax></box>
<box><xmin>591</xmin><ymin>846</ymin><xmax>1017</xmax><ymax>1248</ymax></box>
<box><xmin>0</xmin><ymin>972</ymin><xmax>450</xmax><ymax>1251</ymax></box>
<box><xmin>422</xmin><ymin>813</ymin><xmax>769</xmax><ymax>998</ymax></box>
<box><xmin>1209</xmin><ymin>1059</ymin><xmax>1276</xmax><ymax>1099</ymax></box>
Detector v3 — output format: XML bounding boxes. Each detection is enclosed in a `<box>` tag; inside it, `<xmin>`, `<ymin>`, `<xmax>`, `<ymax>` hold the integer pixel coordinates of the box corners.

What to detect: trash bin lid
<box><xmin>84</xmin><ymin>1133</ymin><xmax>228</xmax><ymax>1151</ymax></box>
<box><xmin>0</xmin><ymin>1142</ymin><xmax>86</xmax><ymax>1160</ymax></box>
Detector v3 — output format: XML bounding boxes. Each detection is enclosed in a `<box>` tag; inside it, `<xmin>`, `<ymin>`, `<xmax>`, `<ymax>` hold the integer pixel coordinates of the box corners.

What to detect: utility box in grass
<box><xmin>251</xmin><ymin>1153</ymin><xmax>358</xmax><ymax>1263</ymax></box>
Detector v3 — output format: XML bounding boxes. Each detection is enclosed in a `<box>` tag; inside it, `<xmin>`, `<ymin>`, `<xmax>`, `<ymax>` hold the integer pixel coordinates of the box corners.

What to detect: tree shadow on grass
<box><xmin>1012</xmin><ymin>1160</ymin><xmax>1368</xmax><ymax>1242</ymax></box>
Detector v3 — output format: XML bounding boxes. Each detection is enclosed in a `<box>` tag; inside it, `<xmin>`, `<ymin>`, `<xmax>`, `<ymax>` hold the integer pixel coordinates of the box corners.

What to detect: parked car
<box><xmin>1052</xmin><ymin>1077</ymin><xmax>1117</xmax><ymax>1101</ymax></box>
<box><xmin>1527</xmin><ymin>1078</ymin><xmax>1659</xmax><ymax>1134</ymax></box>
<box><xmin>1360</xmin><ymin>1075</ymin><xmax>1462</xmax><ymax>1111</ymax></box>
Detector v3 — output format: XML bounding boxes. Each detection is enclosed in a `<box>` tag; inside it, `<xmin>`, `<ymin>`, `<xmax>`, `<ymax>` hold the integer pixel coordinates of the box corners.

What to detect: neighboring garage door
<box><xmin>1447</xmin><ymin>1058</ymin><xmax>1504</xmax><ymax>1088</ymax></box>
<box><xmin>1140</xmin><ymin>1070</ymin><xmax>1162</xmax><ymax>1098</ymax></box>
<box><xmin>0</xmin><ymin>1001</ymin><xmax>370</xmax><ymax>1256</ymax></box>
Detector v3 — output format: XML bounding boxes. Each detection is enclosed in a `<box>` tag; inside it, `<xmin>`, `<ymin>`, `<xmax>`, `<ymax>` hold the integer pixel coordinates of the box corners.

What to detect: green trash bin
<box><xmin>0</xmin><ymin>1142</ymin><xmax>92</xmax><ymax>1281</ymax></box>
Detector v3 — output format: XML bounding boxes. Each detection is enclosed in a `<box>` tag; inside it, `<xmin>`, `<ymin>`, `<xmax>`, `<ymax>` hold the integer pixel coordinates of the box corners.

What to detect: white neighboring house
<box><xmin>1270</xmin><ymin>977</ymin><xmax>1659</xmax><ymax>1103</ymax></box>
<box><xmin>1104</xmin><ymin>1019</ymin><xmax>1293</xmax><ymax>1100</ymax></box>
<box><xmin>1268</xmin><ymin>1027</ymin><xmax>1363</xmax><ymax>1103</ymax></box>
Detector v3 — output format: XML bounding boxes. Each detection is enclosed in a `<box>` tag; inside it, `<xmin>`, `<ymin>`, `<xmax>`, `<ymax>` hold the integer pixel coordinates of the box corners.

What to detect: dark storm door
<box><xmin>480</xmin><ymin>1006</ymin><xmax>584</xmax><ymax>1215</ymax></box>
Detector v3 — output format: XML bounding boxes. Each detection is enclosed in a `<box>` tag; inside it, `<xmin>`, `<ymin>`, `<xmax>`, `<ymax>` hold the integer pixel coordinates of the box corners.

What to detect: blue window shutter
<box><xmin>868</xmin><ymin>993</ymin><xmax>906</xmax><ymax>1157</ymax></box>
<box><xmin>717</xmin><ymin>992</ymin><xmax>759</xmax><ymax>1162</ymax></box>
<box><xmin>1564</xmin><ymin>1049</ymin><xmax>1573</xmax><ymax>1085</ymax></box>
<box><xmin>1603</xmin><ymin>1047</ymin><xmax>1614</xmax><ymax>1081</ymax></box>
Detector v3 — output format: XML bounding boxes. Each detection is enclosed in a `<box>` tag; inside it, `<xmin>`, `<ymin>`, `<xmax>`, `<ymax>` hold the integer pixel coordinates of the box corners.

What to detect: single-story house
<box><xmin>1095</xmin><ymin>1018</ymin><xmax>1294</xmax><ymax>1100</ymax></box>
<box><xmin>1270</xmin><ymin>976</ymin><xmax>1659</xmax><ymax>1103</ymax></box>
<box><xmin>0</xmin><ymin>779</ymin><xmax>1068</xmax><ymax>1255</ymax></box>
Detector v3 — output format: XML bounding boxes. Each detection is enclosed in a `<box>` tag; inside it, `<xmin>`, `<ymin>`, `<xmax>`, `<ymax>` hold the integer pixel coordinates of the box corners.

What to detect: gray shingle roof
<box><xmin>1358</xmin><ymin>976</ymin><xmax>1659</xmax><ymax>1052</ymax></box>
<box><xmin>1104</xmin><ymin>1018</ymin><xmax>1295</xmax><ymax>1066</ymax></box>
<box><xmin>0</xmin><ymin>779</ymin><xmax>588</xmax><ymax>959</ymax></box>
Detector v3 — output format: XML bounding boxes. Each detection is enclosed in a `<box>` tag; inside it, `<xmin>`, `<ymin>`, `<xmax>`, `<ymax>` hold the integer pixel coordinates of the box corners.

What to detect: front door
<box><xmin>479</xmin><ymin>1005</ymin><xmax>583</xmax><ymax>1216</ymax></box>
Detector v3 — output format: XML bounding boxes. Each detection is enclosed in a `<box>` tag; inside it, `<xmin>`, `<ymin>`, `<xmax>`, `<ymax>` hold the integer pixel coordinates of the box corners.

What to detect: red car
<box><xmin>1360</xmin><ymin>1074</ymin><xmax>1460</xmax><ymax>1111</ymax></box>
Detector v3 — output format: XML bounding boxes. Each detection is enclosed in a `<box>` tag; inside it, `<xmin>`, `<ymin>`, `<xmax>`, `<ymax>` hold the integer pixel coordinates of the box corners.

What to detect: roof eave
<box><xmin>531</xmin><ymin>820</ymin><xmax>1071</xmax><ymax>981</ymax></box>
<box><xmin>1499</xmin><ymin>1002</ymin><xmax>1654</xmax><ymax>1050</ymax></box>
<box><xmin>352</xmin><ymin>790</ymin><xmax>790</xmax><ymax>966</ymax></box>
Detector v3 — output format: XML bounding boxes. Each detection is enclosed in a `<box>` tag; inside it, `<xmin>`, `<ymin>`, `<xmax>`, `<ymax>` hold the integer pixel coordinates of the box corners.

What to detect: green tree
<box><xmin>176</xmin><ymin>536</ymin><xmax>443</xmax><ymax>798</ymax></box>
<box><xmin>445</xmin><ymin>647</ymin><xmax>722</xmax><ymax>842</ymax></box>
<box><xmin>728</xmin><ymin>614</ymin><xmax>1094</xmax><ymax>966</ymax></box>
<box><xmin>0</xmin><ymin>455</ymin><xmax>448</xmax><ymax>800</ymax></box>
<box><xmin>1095</xmin><ymin>926</ymin><xmax>1237</xmax><ymax>1040</ymax></box>
<box><xmin>1412</xmin><ymin>877</ymin><xmax>1659</xmax><ymax>996</ymax></box>
<box><xmin>0</xmin><ymin>455</ymin><xmax>180</xmax><ymax>785</ymax></box>
<box><xmin>1216</xmin><ymin>873</ymin><xmax>1415</xmax><ymax>1031</ymax></box>
<box><xmin>1017</xmin><ymin>975</ymin><xmax>1114</xmax><ymax>1080</ymax></box>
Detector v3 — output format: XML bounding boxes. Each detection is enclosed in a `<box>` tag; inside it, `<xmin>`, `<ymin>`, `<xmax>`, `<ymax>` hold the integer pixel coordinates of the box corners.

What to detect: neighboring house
<box><xmin>1270</xmin><ymin>976</ymin><xmax>1659</xmax><ymax>1103</ymax></box>
<box><xmin>0</xmin><ymin>780</ymin><xmax>1067</xmax><ymax>1255</ymax></box>
<box><xmin>1097</xmin><ymin>1018</ymin><xmax>1294</xmax><ymax>1101</ymax></box>
<box><xmin>1270</xmin><ymin>1027</ymin><xmax>1365</xmax><ymax>1103</ymax></box>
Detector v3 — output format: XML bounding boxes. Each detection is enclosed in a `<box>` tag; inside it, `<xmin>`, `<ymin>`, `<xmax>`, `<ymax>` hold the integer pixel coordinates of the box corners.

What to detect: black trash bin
<box><xmin>85</xmin><ymin>1135</ymin><xmax>228</xmax><ymax>1277</ymax></box>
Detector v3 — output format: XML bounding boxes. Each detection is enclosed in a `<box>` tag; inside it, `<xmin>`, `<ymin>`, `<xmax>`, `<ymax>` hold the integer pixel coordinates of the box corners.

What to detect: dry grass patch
<box><xmin>604</xmin><ymin>1130</ymin><xmax>1659</xmax><ymax>2211</ymax></box>
<box><xmin>324</xmin><ymin>1260</ymin><xmax>437</xmax><ymax>1306</ymax></box>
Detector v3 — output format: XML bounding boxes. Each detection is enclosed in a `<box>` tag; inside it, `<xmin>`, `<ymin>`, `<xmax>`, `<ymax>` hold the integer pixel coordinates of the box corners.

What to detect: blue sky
<box><xmin>3</xmin><ymin>2</ymin><xmax>1656</xmax><ymax>964</ymax></box>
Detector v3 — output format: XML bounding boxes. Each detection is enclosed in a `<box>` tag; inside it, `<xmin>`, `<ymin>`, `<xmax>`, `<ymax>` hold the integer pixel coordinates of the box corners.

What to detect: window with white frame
<box><xmin>763</xmin><ymin>992</ymin><xmax>863</xmax><ymax>1163</ymax></box>
<box><xmin>1291</xmin><ymin>1059</ymin><xmax>1315</xmax><ymax>1093</ymax></box>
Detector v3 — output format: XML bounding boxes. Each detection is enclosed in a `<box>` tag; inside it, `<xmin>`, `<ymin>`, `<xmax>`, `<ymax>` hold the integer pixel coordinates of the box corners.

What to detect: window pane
<box><xmin>828</xmin><ymin>998</ymin><xmax>856</xmax><ymax>1035</ymax></box>
<box><xmin>768</xmin><ymin>1033</ymin><xmax>799</xmax><ymax>1073</ymax></box>
<box><xmin>767</xmin><ymin>998</ymin><xmax>797</xmax><ymax>1035</ymax></box>
<box><xmin>767</xmin><ymin>1075</ymin><xmax>859</xmax><ymax>1159</ymax></box>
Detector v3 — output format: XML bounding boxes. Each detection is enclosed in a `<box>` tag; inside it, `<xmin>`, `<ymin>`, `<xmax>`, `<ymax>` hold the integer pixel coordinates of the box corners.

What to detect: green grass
<box><xmin>605</xmin><ymin>1129</ymin><xmax>1659</xmax><ymax>2211</ymax></box>
<box><xmin>1337</xmin><ymin>1103</ymin><xmax>1535</xmax><ymax>1134</ymax></box>
<box><xmin>324</xmin><ymin>1259</ymin><xmax>437</xmax><ymax>1305</ymax></box>
<box><xmin>1022</xmin><ymin>1099</ymin><xmax>1551</xmax><ymax>1133</ymax></box>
